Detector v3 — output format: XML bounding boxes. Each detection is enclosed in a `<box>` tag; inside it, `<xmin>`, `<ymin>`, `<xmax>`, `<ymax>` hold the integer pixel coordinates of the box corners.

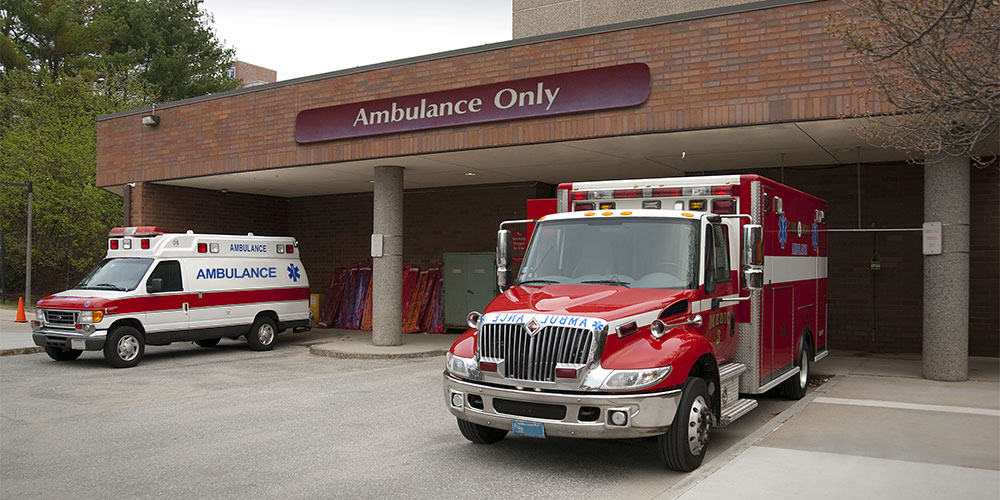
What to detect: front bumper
<box><xmin>444</xmin><ymin>373</ymin><xmax>681</xmax><ymax>439</ymax></box>
<box><xmin>32</xmin><ymin>329</ymin><xmax>106</xmax><ymax>351</ymax></box>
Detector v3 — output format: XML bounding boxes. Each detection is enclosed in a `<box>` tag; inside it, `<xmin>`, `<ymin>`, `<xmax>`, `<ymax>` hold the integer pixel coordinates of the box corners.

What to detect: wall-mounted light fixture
<box><xmin>142</xmin><ymin>103</ymin><xmax>159</xmax><ymax>127</ymax></box>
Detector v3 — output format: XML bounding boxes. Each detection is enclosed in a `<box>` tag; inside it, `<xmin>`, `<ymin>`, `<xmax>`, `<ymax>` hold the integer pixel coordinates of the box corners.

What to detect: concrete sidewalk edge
<box><xmin>1</xmin><ymin>347</ymin><xmax>43</xmax><ymax>356</ymax></box>
<box><xmin>309</xmin><ymin>343</ymin><xmax>449</xmax><ymax>360</ymax></box>
<box><xmin>653</xmin><ymin>375</ymin><xmax>845</xmax><ymax>500</ymax></box>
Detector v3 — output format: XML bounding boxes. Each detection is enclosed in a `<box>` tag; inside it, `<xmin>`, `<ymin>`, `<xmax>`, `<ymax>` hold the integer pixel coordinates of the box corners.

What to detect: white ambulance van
<box><xmin>32</xmin><ymin>227</ymin><xmax>311</xmax><ymax>368</ymax></box>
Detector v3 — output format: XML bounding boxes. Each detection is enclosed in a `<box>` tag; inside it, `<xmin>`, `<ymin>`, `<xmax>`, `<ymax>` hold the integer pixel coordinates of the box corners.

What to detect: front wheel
<box><xmin>780</xmin><ymin>340</ymin><xmax>812</xmax><ymax>399</ymax></box>
<box><xmin>457</xmin><ymin>418</ymin><xmax>508</xmax><ymax>444</ymax></box>
<box><xmin>246</xmin><ymin>317</ymin><xmax>277</xmax><ymax>351</ymax></box>
<box><xmin>103</xmin><ymin>326</ymin><xmax>145</xmax><ymax>368</ymax></box>
<box><xmin>659</xmin><ymin>377</ymin><xmax>712</xmax><ymax>472</ymax></box>
<box><xmin>45</xmin><ymin>347</ymin><xmax>82</xmax><ymax>361</ymax></box>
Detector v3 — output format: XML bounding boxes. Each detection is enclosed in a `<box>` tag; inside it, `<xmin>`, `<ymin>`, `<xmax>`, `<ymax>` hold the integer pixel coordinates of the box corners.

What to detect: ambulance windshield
<box><xmin>516</xmin><ymin>218</ymin><xmax>699</xmax><ymax>289</ymax></box>
<box><xmin>76</xmin><ymin>258</ymin><xmax>154</xmax><ymax>292</ymax></box>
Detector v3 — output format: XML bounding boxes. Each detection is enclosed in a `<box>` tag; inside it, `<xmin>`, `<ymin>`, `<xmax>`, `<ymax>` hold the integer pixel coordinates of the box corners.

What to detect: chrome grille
<box><xmin>43</xmin><ymin>310</ymin><xmax>77</xmax><ymax>326</ymax></box>
<box><xmin>478</xmin><ymin>323</ymin><xmax>594</xmax><ymax>382</ymax></box>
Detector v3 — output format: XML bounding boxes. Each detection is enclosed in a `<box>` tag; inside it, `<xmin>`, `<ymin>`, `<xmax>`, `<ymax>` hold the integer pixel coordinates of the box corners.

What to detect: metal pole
<box><xmin>856</xmin><ymin>147</ymin><xmax>862</xmax><ymax>229</ymax></box>
<box><xmin>124</xmin><ymin>183</ymin><xmax>132</xmax><ymax>226</ymax></box>
<box><xmin>780</xmin><ymin>152</ymin><xmax>785</xmax><ymax>184</ymax></box>
<box><xmin>1</xmin><ymin>230</ymin><xmax>5</xmax><ymax>303</ymax></box>
<box><xmin>1</xmin><ymin>180</ymin><xmax>35</xmax><ymax>305</ymax></box>
<box><xmin>26</xmin><ymin>183</ymin><xmax>32</xmax><ymax>306</ymax></box>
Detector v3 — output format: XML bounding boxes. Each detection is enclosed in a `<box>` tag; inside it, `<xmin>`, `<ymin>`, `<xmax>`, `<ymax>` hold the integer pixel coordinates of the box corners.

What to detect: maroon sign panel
<box><xmin>295</xmin><ymin>63</ymin><xmax>650</xmax><ymax>144</ymax></box>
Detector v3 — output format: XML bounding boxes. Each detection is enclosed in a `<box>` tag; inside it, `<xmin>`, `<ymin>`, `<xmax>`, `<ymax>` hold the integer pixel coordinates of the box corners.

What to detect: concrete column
<box><xmin>923</xmin><ymin>154</ymin><xmax>969</xmax><ymax>381</ymax></box>
<box><xmin>372</xmin><ymin>166</ymin><xmax>404</xmax><ymax>346</ymax></box>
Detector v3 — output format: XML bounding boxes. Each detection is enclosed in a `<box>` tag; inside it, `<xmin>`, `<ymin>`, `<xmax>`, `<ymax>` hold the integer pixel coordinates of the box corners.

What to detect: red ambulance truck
<box><xmin>443</xmin><ymin>174</ymin><xmax>827</xmax><ymax>471</ymax></box>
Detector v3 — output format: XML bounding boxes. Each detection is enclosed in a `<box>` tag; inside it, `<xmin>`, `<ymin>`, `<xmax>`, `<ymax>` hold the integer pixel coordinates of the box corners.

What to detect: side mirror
<box><xmin>146</xmin><ymin>278</ymin><xmax>164</xmax><ymax>293</ymax></box>
<box><xmin>742</xmin><ymin>224</ymin><xmax>763</xmax><ymax>267</ymax></box>
<box><xmin>741</xmin><ymin>224</ymin><xmax>764</xmax><ymax>291</ymax></box>
<box><xmin>496</xmin><ymin>229</ymin><xmax>513</xmax><ymax>291</ymax></box>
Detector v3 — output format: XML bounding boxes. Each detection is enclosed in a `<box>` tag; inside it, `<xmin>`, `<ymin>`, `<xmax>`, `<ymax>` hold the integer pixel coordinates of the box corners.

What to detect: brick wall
<box><xmin>132</xmin><ymin>183</ymin><xmax>288</xmax><ymax>236</ymax></box>
<box><xmin>287</xmin><ymin>182</ymin><xmax>551</xmax><ymax>292</ymax></box>
<box><xmin>96</xmin><ymin>0</ymin><xmax>869</xmax><ymax>187</ymax></box>
<box><xmin>513</xmin><ymin>0</ymin><xmax>760</xmax><ymax>39</ymax></box>
<box><xmin>132</xmin><ymin>168</ymin><xmax>995</xmax><ymax>355</ymax></box>
<box><xmin>713</xmin><ymin>161</ymin><xmax>997</xmax><ymax>356</ymax></box>
<box><xmin>969</xmin><ymin>164</ymin><xmax>999</xmax><ymax>357</ymax></box>
<box><xmin>234</xmin><ymin>61</ymin><xmax>277</xmax><ymax>88</ymax></box>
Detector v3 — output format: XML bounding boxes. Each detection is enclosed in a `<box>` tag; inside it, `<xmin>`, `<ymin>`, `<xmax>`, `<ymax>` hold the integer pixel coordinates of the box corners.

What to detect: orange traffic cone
<box><xmin>14</xmin><ymin>297</ymin><xmax>27</xmax><ymax>322</ymax></box>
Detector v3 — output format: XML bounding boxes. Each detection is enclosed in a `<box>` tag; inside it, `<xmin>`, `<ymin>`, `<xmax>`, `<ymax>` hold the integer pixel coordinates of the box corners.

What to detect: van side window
<box><xmin>712</xmin><ymin>224</ymin><xmax>731</xmax><ymax>283</ymax></box>
<box><xmin>148</xmin><ymin>261</ymin><xmax>183</xmax><ymax>292</ymax></box>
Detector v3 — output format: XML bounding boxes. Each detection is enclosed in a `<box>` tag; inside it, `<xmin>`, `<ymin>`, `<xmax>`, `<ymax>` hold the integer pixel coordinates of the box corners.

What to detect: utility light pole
<box><xmin>1</xmin><ymin>181</ymin><xmax>33</xmax><ymax>305</ymax></box>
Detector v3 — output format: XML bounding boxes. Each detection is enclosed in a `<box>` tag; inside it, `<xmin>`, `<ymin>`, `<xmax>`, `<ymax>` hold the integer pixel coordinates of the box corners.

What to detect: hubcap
<box><xmin>687</xmin><ymin>395</ymin><xmax>711</xmax><ymax>456</ymax></box>
<box><xmin>117</xmin><ymin>335</ymin><xmax>139</xmax><ymax>361</ymax></box>
<box><xmin>799</xmin><ymin>353</ymin><xmax>809</xmax><ymax>388</ymax></box>
<box><xmin>258</xmin><ymin>323</ymin><xmax>275</xmax><ymax>345</ymax></box>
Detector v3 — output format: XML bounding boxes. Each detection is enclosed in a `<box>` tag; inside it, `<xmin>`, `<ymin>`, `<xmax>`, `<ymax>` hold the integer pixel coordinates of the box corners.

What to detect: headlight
<box><xmin>601</xmin><ymin>366</ymin><xmax>672</xmax><ymax>391</ymax></box>
<box><xmin>446</xmin><ymin>352</ymin><xmax>481</xmax><ymax>380</ymax></box>
<box><xmin>36</xmin><ymin>309</ymin><xmax>45</xmax><ymax>321</ymax></box>
<box><xmin>78</xmin><ymin>310</ymin><xmax>104</xmax><ymax>323</ymax></box>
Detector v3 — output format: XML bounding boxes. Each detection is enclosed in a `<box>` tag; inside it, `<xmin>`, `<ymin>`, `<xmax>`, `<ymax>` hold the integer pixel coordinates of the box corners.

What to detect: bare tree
<box><xmin>829</xmin><ymin>0</ymin><xmax>999</xmax><ymax>165</ymax></box>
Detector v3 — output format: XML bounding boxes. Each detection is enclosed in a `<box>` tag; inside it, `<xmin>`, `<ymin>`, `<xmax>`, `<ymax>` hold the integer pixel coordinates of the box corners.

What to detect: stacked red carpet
<box><xmin>316</xmin><ymin>261</ymin><xmax>444</xmax><ymax>333</ymax></box>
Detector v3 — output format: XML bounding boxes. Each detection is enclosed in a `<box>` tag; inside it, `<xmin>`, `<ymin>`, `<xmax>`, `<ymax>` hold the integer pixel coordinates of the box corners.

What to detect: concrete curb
<box><xmin>1</xmin><ymin>347</ymin><xmax>43</xmax><ymax>357</ymax></box>
<box><xmin>309</xmin><ymin>343</ymin><xmax>449</xmax><ymax>360</ymax></box>
<box><xmin>653</xmin><ymin>374</ymin><xmax>845</xmax><ymax>500</ymax></box>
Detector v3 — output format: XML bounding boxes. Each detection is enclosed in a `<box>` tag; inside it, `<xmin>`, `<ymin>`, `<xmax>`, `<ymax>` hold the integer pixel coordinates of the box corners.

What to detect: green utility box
<box><xmin>443</xmin><ymin>252</ymin><xmax>498</xmax><ymax>329</ymax></box>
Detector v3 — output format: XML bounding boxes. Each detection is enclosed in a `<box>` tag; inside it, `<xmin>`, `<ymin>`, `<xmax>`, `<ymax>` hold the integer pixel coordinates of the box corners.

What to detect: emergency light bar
<box><xmin>108</xmin><ymin>226</ymin><xmax>164</xmax><ymax>237</ymax></box>
<box><xmin>564</xmin><ymin>184</ymin><xmax>738</xmax><ymax>214</ymax></box>
<box><xmin>568</xmin><ymin>185</ymin><xmax>734</xmax><ymax>202</ymax></box>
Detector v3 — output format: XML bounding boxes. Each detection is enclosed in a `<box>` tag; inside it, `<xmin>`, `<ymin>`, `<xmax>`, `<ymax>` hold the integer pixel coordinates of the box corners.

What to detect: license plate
<box><xmin>71</xmin><ymin>338</ymin><xmax>86</xmax><ymax>350</ymax></box>
<box><xmin>511</xmin><ymin>420</ymin><xmax>545</xmax><ymax>439</ymax></box>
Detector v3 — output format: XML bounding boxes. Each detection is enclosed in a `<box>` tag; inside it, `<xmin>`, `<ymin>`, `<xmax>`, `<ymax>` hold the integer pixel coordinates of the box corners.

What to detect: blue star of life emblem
<box><xmin>287</xmin><ymin>263</ymin><xmax>301</xmax><ymax>282</ymax></box>
<box><xmin>812</xmin><ymin>221</ymin><xmax>819</xmax><ymax>250</ymax></box>
<box><xmin>778</xmin><ymin>213</ymin><xmax>788</xmax><ymax>249</ymax></box>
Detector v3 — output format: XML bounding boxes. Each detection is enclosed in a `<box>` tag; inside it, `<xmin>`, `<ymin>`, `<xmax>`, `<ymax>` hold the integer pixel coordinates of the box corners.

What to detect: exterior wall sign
<box><xmin>295</xmin><ymin>63</ymin><xmax>650</xmax><ymax>144</ymax></box>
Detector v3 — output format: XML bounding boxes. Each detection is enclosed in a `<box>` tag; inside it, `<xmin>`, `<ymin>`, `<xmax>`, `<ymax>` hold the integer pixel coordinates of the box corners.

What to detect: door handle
<box><xmin>183</xmin><ymin>302</ymin><xmax>189</xmax><ymax>312</ymax></box>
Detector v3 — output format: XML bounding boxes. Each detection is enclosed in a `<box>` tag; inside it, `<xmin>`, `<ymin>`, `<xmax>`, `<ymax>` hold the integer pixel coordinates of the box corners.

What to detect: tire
<box><xmin>780</xmin><ymin>340</ymin><xmax>812</xmax><ymax>400</ymax></box>
<box><xmin>457</xmin><ymin>418</ymin><xmax>508</xmax><ymax>444</ymax></box>
<box><xmin>658</xmin><ymin>377</ymin><xmax>712</xmax><ymax>472</ymax></box>
<box><xmin>246</xmin><ymin>316</ymin><xmax>277</xmax><ymax>351</ymax></box>
<box><xmin>195</xmin><ymin>338</ymin><xmax>221</xmax><ymax>347</ymax></box>
<box><xmin>103</xmin><ymin>326</ymin><xmax>145</xmax><ymax>368</ymax></box>
<box><xmin>45</xmin><ymin>347</ymin><xmax>82</xmax><ymax>361</ymax></box>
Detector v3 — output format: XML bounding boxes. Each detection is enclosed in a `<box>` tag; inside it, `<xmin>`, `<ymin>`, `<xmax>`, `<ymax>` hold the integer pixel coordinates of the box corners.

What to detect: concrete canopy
<box><xmin>140</xmin><ymin>118</ymin><xmax>910</xmax><ymax>198</ymax></box>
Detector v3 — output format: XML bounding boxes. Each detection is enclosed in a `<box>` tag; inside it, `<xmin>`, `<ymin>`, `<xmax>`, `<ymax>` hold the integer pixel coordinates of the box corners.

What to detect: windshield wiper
<box><xmin>581</xmin><ymin>278</ymin><xmax>630</xmax><ymax>287</ymax></box>
<box><xmin>517</xmin><ymin>279</ymin><xmax>561</xmax><ymax>286</ymax></box>
<box><xmin>91</xmin><ymin>282</ymin><xmax>126</xmax><ymax>291</ymax></box>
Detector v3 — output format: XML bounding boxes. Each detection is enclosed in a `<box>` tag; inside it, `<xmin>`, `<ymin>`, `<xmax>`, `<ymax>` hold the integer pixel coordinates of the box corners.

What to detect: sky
<box><xmin>200</xmin><ymin>0</ymin><xmax>514</xmax><ymax>82</ymax></box>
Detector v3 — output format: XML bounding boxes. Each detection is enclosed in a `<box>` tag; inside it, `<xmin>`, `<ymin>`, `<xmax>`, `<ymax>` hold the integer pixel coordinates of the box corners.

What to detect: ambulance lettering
<box><xmin>196</xmin><ymin>267</ymin><xmax>277</xmax><ymax>279</ymax></box>
<box><xmin>230</xmin><ymin>243</ymin><xmax>268</xmax><ymax>253</ymax></box>
<box><xmin>706</xmin><ymin>310</ymin><xmax>731</xmax><ymax>345</ymax></box>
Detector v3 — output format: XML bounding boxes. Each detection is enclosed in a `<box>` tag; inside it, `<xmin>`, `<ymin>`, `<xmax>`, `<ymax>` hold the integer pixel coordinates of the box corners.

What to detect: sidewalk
<box><xmin>661</xmin><ymin>353</ymin><xmax>1000</xmax><ymax>500</ymax></box>
<box><xmin>0</xmin><ymin>306</ymin><xmax>42</xmax><ymax>354</ymax></box>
